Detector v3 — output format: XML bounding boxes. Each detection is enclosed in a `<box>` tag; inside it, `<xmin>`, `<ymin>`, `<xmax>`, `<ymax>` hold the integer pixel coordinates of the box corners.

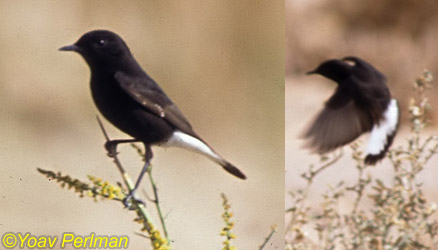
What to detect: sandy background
<box><xmin>286</xmin><ymin>0</ymin><xmax>438</xmax><ymax>242</ymax></box>
<box><xmin>0</xmin><ymin>1</ymin><xmax>284</xmax><ymax>249</ymax></box>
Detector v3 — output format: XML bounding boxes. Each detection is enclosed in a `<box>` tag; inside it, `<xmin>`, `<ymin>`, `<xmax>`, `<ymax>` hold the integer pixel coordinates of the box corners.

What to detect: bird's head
<box><xmin>59</xmin><ymin>30</ymin><xmax>133</xmax><ymax>71</ymax></box>
<box><xmin>307</xmin><ymin>59</ymin><xmax>353</xmax><ymax>83</ymax></box>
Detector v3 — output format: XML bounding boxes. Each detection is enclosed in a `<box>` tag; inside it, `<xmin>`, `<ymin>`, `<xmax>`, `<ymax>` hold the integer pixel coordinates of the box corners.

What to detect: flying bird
<box><xmin>303</xmin><ymin>56</ymin><xmax>399</xmax><ymax>164</ymax></box>
<box><xmin>59</xmin><ymin>30</ymin><xmax>246</xmax><ymax>204</ymax></box>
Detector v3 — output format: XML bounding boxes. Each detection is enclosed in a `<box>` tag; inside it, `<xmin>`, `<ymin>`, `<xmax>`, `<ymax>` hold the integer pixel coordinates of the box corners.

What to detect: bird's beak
<box><xmin>59</xmin><ymin>44</ymin><xmax>81</xmax><ymax>52</ymax></box>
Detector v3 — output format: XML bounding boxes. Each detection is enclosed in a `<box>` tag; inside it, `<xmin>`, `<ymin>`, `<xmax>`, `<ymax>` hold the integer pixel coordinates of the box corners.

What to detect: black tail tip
<box><xmin>223</xmin><ymin>162</ymin><xmax>247</xmax><ymax>180</ymax></box>
<box><xmin>364</xmin><ymin>154</ymin><xmax>384</xmax><ymax>165</ymax></box>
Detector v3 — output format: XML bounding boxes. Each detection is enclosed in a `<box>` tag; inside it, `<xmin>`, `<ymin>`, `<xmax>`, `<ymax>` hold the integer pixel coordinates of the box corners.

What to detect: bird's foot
<box><xmin>104</xmin><ymin>141</ymin><xmax>119</xmax><ymax>157</ymax></box>
<box><xmin>123</xmin><ymin>191</ymin><xmax>146</xmax><ymax>210</ymax></box>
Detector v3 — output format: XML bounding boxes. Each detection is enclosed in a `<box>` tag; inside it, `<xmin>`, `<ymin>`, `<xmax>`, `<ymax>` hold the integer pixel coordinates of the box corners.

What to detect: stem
<box><xmin>259</xmin><ymin>226</ymin><xmax>277</xmax><ymax>250</ymax></box>
<box><xmin>302</xmin><ymin>150</ymin><xmax>344</xmax><ymax>182</ymax></box>
<box><xmin>148</xmin><ymin>167</ymin><xmax>170</xmax><ymax>243</ymax></box>
<box><xmin>96</xmin><ymin>116</ymin><xmax>153</xmax><ymax>232</ymax></box>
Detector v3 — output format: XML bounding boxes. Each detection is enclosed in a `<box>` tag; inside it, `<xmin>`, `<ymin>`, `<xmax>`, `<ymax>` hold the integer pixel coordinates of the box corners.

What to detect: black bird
<box><xmin>59</xmin><ymin>30</ymin><xmax>246</xmax><ymax>203</ymax></box>
<box><xmin>304</xmin><ymin>56</ymin><xmax>399</xmax><ymax>164</ymax></box>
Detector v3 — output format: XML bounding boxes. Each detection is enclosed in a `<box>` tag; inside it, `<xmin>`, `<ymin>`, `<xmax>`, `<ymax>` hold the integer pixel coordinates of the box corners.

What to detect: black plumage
<box><xmin>59</xmin><ymin>30</ymin><xmax>246</xmax><ymax>202</ymax></box>
<box><xmin>304</xmin><ymin>56</ymin><xmax>400</xmax><ymax>164</ymax></box>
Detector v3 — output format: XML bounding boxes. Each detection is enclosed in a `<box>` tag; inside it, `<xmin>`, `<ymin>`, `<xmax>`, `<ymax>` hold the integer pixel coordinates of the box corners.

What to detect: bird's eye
<box><xmin>96</xmin><ymin>39</ymin><xmax>107</xmax><ymax>47</ymax></box>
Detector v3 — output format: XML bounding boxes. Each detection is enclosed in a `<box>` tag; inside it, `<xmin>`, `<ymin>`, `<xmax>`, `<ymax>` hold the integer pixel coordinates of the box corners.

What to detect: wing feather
<box><xmin>114</xmin><ymin>71</ymin><xmax>196</xmax><ymax>137</ymax></box>
<box><xmin>303</xmin><ymin>100</ymin><xmax>372</xmax><ymax>154</ymax></box>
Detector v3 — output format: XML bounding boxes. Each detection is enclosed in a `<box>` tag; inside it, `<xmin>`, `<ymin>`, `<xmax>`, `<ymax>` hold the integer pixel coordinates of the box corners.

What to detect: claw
<box><xmin>123</xmin><ymin>191</ymin><xmax>146</xmax><ymax>210</ymax></box>
<box><xmin>105</xmin><ymin>141</ymin><xmax>118</xmax><ymax>157</ymax></box>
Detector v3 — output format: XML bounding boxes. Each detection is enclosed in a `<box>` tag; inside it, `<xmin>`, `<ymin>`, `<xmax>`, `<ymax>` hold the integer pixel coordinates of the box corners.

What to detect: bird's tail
<box><xmin>221</xmin><ymin>161</ymin><xmax>247</xmax><ymax>179</ymax></box>
<box><xmin>365</xmin><ymin>99</ymin><xmax>400</xmax><ymax>165</ymax></box>
<box><xmin>161</xmin><ymin>131</ymin><xmax>246</xmax><ymax>179</ymax></box>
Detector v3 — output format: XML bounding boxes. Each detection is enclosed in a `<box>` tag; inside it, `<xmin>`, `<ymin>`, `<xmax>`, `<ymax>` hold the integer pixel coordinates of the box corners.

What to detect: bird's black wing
<box><xmin>115</xmin><ymin>71</ymin><xmax>197</xmax><ymax>137</ymax></box>
<box><xmin>303</xmin><ymin>86</ymin><xmax>372</xmax><ymax>154</ymax></box>
<box><xmin>349</xmin><ymin>74</ymin><xmax>391</xmax><ymax>124</ymax></box>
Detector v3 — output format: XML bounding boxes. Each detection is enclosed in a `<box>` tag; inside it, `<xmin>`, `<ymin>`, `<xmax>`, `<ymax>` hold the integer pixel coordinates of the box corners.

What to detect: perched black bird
<box><xmin>304</xmin><ymin>56</ymin><xmax>399</xmax><ymax>164</ymax></box>
<box><xmin>59</xmin><ymin>30</ymin><xmax>246</xmax><ymax>202</ymax></box>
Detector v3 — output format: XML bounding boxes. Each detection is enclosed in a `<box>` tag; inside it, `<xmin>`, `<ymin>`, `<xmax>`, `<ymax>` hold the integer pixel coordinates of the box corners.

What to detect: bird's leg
<box><xmin>133</xmin><ymin>144</ymin><xmax>153</xmax><ymax>191</ymax></box>
<box><xmin>123</xmin><ymin>144</ymin><xmax>153</xmax><ymax>209</ymax></box>
<box><xmin>105</xmin><ymin>139</ymin><xmax>140</xmax><ymax>157</ymax></box>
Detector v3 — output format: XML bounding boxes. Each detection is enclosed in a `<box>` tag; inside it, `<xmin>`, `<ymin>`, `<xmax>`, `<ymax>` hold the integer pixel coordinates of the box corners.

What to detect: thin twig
<box><xmin>130</xmin><ymin>143</ymin><xmax>170</xmax><ymax>243</ymax></box>
<box><xmin>259</xmin><ymin>226</ymin><xmax>277</xmax><ymax>250</ymax></box>
<box><xmin>96</xmin><ymin>116</ymin><xmax>153</xmax><ymax>232</ymax></box>
<box><xmin>96</xmin><ymin>116</ymin><xmax>128</xmax><ymax>179</ymax></box>
<box><xmin>423</xmin><ymin>136</ymin><xmax>438</xmax><ymax>164</ymax></box>
<box><xmin>148</xmin><ymin>166</ymin><xmax>170</xmax><ymax>244</ymax></box>
<box><xmin>301</xmin><ymin>150</ymin><xmax>344</xmax><ymax>182</ymax></box>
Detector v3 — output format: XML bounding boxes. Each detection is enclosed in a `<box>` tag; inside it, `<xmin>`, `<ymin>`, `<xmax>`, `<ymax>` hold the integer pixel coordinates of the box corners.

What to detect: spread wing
<box><xmin>115</xmin><ymin>71</ymin><xmax>196</xmax><ymax>137</ymax></box>
<box><xmin>303</xmin><ymin>87</ymin><xmax>372</xmax><ymax>154</ymax></box>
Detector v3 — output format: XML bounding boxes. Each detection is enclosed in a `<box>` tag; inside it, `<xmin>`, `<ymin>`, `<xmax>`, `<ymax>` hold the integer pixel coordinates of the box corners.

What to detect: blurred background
<box><xmin>286</xmin><ymin>0</ymin><xmax>438</xmax><ymax>240</ymax></box>
<box><xmin>0</xmin><ymin>1</ymin><xmax>284</xmax><ymax>249</ymax></box>
<box><xmin>286</xmin><ymin>0</ymin><xmax>438</xmax><ymax>122</ymax></box>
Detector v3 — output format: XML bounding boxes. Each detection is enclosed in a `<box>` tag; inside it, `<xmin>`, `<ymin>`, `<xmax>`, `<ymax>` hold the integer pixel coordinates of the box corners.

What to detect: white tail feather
<box><xmin>158</xmin><ymin>131</ymin><xmax>225</xmax><ymax>165</ymax></box>
<box><xmin>366</xmin><ymin>99</ymin><xmax>399</xmax><ymax>155</ymax></box>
